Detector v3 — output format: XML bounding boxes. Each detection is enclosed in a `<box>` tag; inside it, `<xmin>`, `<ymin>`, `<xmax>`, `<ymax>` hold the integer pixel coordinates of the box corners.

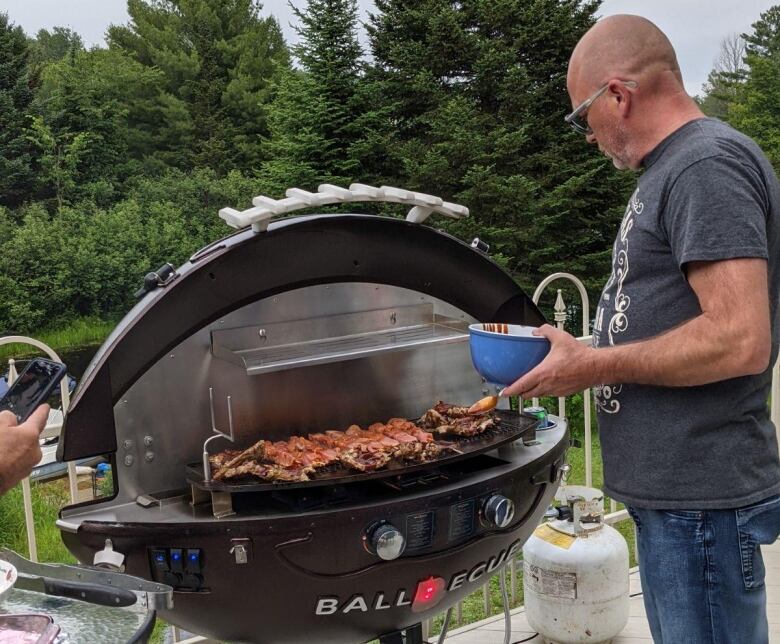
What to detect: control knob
<box><xmin>483</xmin><ymin>495</ymin><xmax>515</xmax><ymax>528</ymax></box>
<box><xmin>365</xmin><ymin>523</ymin><xmax>406</xmax><ymax>561</ymax></box>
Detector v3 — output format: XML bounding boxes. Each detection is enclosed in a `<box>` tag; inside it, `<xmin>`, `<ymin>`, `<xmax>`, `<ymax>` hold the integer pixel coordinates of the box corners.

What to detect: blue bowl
<box><xmin>469</xmin><ymin>324</ymin><xmax>551</xmax><ymax>386</ymax></box>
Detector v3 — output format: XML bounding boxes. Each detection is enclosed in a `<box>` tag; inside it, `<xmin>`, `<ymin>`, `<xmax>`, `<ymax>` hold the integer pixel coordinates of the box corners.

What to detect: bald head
<box><xmin>569</xmin><ymin>15</ymin><xmax>683</xmax><ymax>95</ymax></box>
<box><xmin>565</xmin><ymin>15</ymin><xmax>703</xmax><ymax>171</ymax></box>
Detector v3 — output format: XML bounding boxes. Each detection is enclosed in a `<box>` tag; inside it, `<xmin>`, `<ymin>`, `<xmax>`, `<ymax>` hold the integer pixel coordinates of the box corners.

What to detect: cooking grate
<box><xmin>186</xmin><ymin>409</ymin><xmax>537</xmax><ymax>494</ymax></box>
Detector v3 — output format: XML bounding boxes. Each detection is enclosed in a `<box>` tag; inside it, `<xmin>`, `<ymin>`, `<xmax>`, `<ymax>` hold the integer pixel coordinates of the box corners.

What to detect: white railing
<box><xmin>532</xmin><ymin>273</ymin><xmax>593</xmax><ymax>489</ymax></box>
<box><xmin>0</xmin><ymin>336</ymin><xmax>77</xmax><ymax>563</ymax></box>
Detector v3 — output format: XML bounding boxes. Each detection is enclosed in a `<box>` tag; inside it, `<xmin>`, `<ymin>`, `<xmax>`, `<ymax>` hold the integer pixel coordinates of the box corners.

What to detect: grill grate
<box><xmin>186</xmin><ymin>409</ymin><xmax>537</xmax><ymax>495</ymax></box>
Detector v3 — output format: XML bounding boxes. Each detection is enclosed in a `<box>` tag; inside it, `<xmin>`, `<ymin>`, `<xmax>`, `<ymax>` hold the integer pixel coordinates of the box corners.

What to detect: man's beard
<box><xmin>604</xmin><ymin>121</ymin><xmax>632</xmax><ymax>170</ymax></box>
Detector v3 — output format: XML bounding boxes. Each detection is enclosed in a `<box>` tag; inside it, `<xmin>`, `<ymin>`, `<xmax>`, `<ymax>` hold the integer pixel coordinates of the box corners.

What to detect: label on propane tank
<box><xmin>524</xmin><ymin>562</ymin><xmax>577</xmax><ymax>600</ymax></box>
<box><xmin>533</xmin><ymin>523</ymin><xmax>576</xmax><ymax>550</ymax></box>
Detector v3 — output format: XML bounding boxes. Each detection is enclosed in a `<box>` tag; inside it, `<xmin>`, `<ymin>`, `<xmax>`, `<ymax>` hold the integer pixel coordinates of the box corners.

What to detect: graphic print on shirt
<box><xmin>592</xmin><ymin>189</ymin><xmax>643</xmax><ymax>414</ymax></box>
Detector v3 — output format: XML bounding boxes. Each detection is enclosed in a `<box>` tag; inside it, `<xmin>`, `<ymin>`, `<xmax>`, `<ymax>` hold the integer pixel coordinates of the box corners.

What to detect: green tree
<box><xmin>743</xmin><ymin>5</ymin><xmax>780</xmax><ymax>57</ymax></box>
<box><xmin>258</xmin><ymin>69</ymin><xmax>335</xmax><ymax>193</ymax></box>
<box><xmin>26</xmin><ymin>116</ymin><xmax>92</xmax><ymax>209</ymax></box>
<box><xmin>0</xmin><ymin>13</ymin><xmax>37</xmax><ymax>209</ymax></box>
<box><xmin>125</xmin><ymin>167</ymin><xmax>260</xmax><ymax>244</ymax></box>
<box><xmin>367</xmin><ymin>0</ymin><xmax>634</xmax><ymax>296</ymax></box>
<box><xmin>721</xmin><ymin>6</ymin><xmax>780</xmax><ymax>168</ymax></box>
<box><xmin>258</xmin><ymin>0</ymin><xmax>374</xmax><ymax>194</ymax></box>
<box><xmin>108</xmin><ymin>0</ymin><xmax>289</xmax><ymax>173</ymax></box>
<box><xmin>31</xmin><ymin>48</ymin><xmax>167</xmax><ymax>206</ymax></box>
<box><xmin>697</xmin><ymin>34</ymin><xmax>746</xmax><ymax>119</ymax></box>
<box><xmin>292</xmin><ymin>0</ymin><xmax>363</xmax><ymax>107</ymax></box>
<box><xmin>28</xmin><ymin>27</ymin><xmax>84</xmax><ymax>66</ymax></box>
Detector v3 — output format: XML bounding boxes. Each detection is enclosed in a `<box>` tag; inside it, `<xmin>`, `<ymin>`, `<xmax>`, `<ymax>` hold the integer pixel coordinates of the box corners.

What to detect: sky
<box><xmin>0</xmin><ymin>0</ymin><xmax>776</xmax><ymax>97</ymax></box>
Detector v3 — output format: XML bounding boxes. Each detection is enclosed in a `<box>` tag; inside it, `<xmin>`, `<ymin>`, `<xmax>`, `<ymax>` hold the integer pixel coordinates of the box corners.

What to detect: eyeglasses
<box><xmin>564</xmin><ymin>80</ymin><xmax>638</xmax><ymax>135</ymax></box>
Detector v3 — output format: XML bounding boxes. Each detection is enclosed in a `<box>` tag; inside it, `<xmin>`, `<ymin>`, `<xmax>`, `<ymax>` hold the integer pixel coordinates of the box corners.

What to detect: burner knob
<box><xmin>368</xmin><ymin>524</ymin><xmax>406</xmax><ymax>561</ymax></box>
<box><xmin>483</xmin><ymin>495</ymin><xmax>515</xmax><ymax>528</ymax></box>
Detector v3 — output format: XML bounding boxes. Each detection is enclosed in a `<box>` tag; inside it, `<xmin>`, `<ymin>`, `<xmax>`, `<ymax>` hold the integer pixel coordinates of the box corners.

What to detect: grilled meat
<box><xmin>433</xmin><ymin>415</ymin><xmax>496</xmax><ymax>437</ymax></box>
<box><xmin>212</xmin><ymin>440</ymin><xmax>266</xmax><ymax>480</ymax></box>
<box><xmin>209</xmin><ymin>449</ymin><xmax>241</xmax><ymax>470</ymax></box>
<box><xmin>339</xmin><ymin>448</ymin><xmax>393</xmax><ymax>472</ymax></box>
<box><xmin>420</xmin><ymin>401</ymin><xmax>498</xmax><ymax>436</ymax></box>
<box><xmin>208</xmin><ymin>402</ymin><xmax>491</xmax><ymax>483</ymax></box>
<box><xmin>419</xmin><ymin>408</ymin><xmax>445</xmax><ymax>429</ymax></box>
<box><xmin>218</xmin><ymin>462</ymin><xmax>313</xmax><ymax>482</ymax></box>
<box><xmin>433</xmin><ymin>401</ymin><xmax>471</xmax><ymax>418</ymax></box>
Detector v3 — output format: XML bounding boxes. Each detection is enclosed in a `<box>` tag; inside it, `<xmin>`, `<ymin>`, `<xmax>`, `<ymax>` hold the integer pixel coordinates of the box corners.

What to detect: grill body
<box><xmin>62</xmin><ymin>433</ymin><xmax>566</xmax><ymax>643</ymax></box>
<box><xmin>57</xmin><ymin>214</ymin><xmax>568</xmax><ymax>643</ymax></box>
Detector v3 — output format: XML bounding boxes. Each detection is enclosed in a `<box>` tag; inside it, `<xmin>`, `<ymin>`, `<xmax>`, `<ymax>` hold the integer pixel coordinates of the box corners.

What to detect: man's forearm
<box><xmin>592</xmin><ymin>311</ymin><xmax>770</xmax><ymax>387</ymax></box>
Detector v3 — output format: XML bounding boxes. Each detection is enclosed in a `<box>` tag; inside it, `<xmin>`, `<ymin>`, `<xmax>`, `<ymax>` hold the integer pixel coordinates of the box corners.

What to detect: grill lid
<box><xmin>59</xmin><ymin>214</ymin><xmax>545</xmax><ymax>462</ymax></box>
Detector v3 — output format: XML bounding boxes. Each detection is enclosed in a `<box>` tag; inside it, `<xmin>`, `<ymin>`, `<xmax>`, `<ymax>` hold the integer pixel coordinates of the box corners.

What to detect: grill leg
<box><xmin>405</xmin><ymin>623</ymin><xmax>424</xmax><ymax>644</ymax></box>
<box><xmin>378</xmin><ymin>623</ymin><xmax>424</xmax><ymax>644</ymax></box>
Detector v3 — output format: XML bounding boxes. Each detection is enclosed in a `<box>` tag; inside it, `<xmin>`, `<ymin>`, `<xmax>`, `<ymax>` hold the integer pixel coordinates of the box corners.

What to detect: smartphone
<box><xmin>0</xmin><ymin>358</ymin><xmax>67</xmax><ymax>424</ymax></box>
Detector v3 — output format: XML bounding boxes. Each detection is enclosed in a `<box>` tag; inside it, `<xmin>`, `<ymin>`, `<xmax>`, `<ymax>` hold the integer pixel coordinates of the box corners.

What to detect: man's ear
<box><xmin>608</xmin><ymin>80</ymin><xmax>632</xmax><ymax>116</ymax></box>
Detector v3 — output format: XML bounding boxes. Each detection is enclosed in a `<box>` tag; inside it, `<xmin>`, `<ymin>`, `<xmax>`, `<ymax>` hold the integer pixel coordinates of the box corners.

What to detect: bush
<box><xmin>0</xmin><ymin>168</ymin><xmax>264</xmax><ymax>336</ymax></box>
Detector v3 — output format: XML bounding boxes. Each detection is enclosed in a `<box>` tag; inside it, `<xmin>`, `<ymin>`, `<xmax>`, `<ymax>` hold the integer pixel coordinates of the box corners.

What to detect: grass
<box><xmin>0</xmin><ymin>315</ymin><xmax>117</xmax><ymax>362</ymax></box>
<box><xmin>0</xmin><ymin>480</ymin><xmax>75</xmax><ymax>563</ymax></box>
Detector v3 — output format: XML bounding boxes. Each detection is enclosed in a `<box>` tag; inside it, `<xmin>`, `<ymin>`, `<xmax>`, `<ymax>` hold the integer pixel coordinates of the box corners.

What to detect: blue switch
<box><xmin>186</xmin><ymin>549</ymin><xmax>202</xmax><ymax>574</ymax></box>
<box><xmin>169</xmin><ymin>548</ymin><xmax>184</xmax><ymax>574</ymax></box>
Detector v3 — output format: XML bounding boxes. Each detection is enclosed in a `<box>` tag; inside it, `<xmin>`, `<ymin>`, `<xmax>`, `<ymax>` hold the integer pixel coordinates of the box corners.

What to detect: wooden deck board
<box><xmin>444</xmin><ymin>540</ymin><xmax>780</xmax><ymax>643</ymax></box>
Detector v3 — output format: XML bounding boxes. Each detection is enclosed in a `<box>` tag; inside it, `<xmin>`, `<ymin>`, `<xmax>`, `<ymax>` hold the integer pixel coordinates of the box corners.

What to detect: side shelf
<box><xmin>210</xmin><ymin>304</ymin><xmax>470</xmax><ymax>376</ymax></box>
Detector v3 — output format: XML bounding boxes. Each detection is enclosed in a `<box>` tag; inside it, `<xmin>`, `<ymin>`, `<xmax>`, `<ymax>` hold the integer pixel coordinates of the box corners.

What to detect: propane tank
<box><xmin>523</xmin><ymin>486</ymin><xmax>629</xmax><ymax>644</ymax></box>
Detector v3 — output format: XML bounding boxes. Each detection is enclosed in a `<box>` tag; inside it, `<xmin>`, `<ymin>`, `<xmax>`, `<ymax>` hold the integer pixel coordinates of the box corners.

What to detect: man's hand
<box><xmin>501</xmin><ymin>325</ymin><xmax>597</xmax><ymax>399</ymax></box>
<box><xmin>0</xmin><ymin>405</ymin><xmax>48</xmax><ymax>495</ymax></box>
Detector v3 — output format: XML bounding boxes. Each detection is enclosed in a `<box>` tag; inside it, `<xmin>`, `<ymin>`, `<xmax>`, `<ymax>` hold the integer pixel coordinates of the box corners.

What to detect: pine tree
<box><xmin>716</xmin><ymin>6</ymin><xmax>780</xmax><ymax>168</ymax></box>
<box><xmin>258</xmin><ymin>0</ymin><xmax>370</xmax><ymax>194</ymax></box>
<box><xmin>258</xmin><ymin>69</ymin><xmax>335</xmax><ymax>194</ymax></box>
<box><xmin>0</xmin><ymin>13</ymin><xmax>37</xmax><ymax>208</ymax></box>
<box><xmin>108</xmin><ymin>0</ymin><xmax>289</xmax><ymax>173</ymax></box>
<box><xmin>743</xmin><ymin>5</ymin><xmax>780</xmax><ymax>57</ymax></box>
<box><xmin>366</xmin><ymin>0</ymin><xmax>635</xmax><ymax>297</ymax></box>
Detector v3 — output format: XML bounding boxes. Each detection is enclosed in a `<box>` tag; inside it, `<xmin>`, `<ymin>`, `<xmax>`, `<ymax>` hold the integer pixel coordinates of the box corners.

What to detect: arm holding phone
<box><xmin>0</xmin><ymin>358</ymin><xmax>67</xmax><ymax>494</ymax></box>
<box><xmin>0</xmin><ymin>405</ymin><xmax>48</xmax><ymax>495</ymax></box>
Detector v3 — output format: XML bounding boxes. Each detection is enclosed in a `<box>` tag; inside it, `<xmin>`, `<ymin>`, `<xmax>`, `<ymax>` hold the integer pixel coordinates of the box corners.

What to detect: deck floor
<box><xmin>444</xmin><ymin>539</ymin><xmax>780</xmax><ymax>643</ymax></box>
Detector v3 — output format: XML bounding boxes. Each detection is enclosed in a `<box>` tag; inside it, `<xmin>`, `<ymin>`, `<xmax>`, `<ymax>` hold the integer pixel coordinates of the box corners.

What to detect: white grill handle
<box><xmin>219</xmin><ymin>183</ymin><xmax>469</xmax><ymax>232</ymax></box>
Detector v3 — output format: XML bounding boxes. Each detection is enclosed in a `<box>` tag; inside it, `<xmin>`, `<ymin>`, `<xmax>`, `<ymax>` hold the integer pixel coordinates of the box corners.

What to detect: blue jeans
<box><xmin>627</xmin><ymin>495</ymin><xmax>780</xmax><ymax>644</ymax></box>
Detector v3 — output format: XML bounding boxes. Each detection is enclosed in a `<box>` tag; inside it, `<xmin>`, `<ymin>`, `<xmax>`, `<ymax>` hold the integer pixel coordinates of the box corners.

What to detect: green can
<box><xmin>523</xmin><ymin>405</ymin><xmax>549</xmax><ymax>430</ymax></box>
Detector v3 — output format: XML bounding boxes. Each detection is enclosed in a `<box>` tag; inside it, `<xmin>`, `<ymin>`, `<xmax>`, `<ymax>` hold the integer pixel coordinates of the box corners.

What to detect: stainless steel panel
<box><xmin>211</xmin><ymin>303</ymin><xmax>469</xmax><ymax>375</ymax></box>
<box><xmin>108</xmin><ymin>283</ymin><xmax>497</xmax><ymax>505</ymax></box>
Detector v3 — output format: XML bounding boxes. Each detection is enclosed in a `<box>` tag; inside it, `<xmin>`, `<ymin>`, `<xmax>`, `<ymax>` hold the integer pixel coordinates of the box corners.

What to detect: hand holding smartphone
<box><xmin>0</xmin><ymin>358</ymin><xmax>67</xmax><ymax>425</ymax></box>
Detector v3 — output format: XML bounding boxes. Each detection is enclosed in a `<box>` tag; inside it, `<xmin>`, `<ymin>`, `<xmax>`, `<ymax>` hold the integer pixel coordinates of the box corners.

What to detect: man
<box><xmin>503</xmin><ymin>14</ymin><xmax>780</xmax><ymax>644</ymax></box>
<box><xmin>0</xmin><ymin>405</ymin><xmax>48</xmax><ymax>495</ymax></box>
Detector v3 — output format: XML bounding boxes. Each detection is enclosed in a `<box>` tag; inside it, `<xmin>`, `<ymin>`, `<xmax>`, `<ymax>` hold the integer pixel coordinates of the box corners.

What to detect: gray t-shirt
<box><xmin>593</xmin><ymin>118</ymin><xmax>780</xmax><ymax>509</ymax></box>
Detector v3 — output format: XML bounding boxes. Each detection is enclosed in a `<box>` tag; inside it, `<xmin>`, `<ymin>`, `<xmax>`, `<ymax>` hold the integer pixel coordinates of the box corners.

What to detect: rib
<box><xmin>212</xmin><ymin>440</ymin><xmax>266</xmax><ymax>480</ymax></box>
<box><xmin>207</xmin><ymin>402</ymin><xmax>486</xmax><ymax>482</ymax></box>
